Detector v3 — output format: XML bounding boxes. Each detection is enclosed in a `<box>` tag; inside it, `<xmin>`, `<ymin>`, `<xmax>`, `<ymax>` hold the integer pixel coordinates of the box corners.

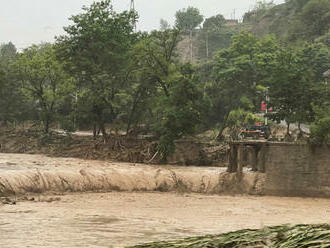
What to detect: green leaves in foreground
<box><xmin>128</xmin><ymin>224</ymin><xmax>330</xmax><ymax>248</ymax></box>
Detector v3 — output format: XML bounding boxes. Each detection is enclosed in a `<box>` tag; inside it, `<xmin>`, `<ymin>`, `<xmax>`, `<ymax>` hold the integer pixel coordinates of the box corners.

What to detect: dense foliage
<box><xmin>1</xmin><ymin>0</ymin><xmax>330</xmax><ymax>158</ymax></box>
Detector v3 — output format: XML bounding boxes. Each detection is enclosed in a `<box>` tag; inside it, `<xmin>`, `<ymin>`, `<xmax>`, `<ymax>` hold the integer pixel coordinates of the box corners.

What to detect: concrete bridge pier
<box><xmin>228</xmin><ymin>141</ymin><xmax>267</xmax><ymax>173</ymax></box>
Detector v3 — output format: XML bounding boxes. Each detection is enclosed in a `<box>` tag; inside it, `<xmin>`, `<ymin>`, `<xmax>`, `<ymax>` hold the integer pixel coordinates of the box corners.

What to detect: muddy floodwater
<box><xmin>1</xmin><ymin>192</ymin><xmax>330</xmax><ymax>248</ymax></box>
<box><xmin>0</xmin><ymin>153</ymin><xmax>330</xmax><ymax>247</ymax></box>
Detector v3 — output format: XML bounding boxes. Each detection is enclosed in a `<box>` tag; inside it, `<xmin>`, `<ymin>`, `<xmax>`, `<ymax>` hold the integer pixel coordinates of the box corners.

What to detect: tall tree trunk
<box><xmin>190</xmin><ymin>29</ymin><xmax>193</xmax><ymax>62</ymax></box>
<box><xmin>44</xmin><ymin>117</ymin><xmax>50</xmax><ymax>134</ymax></box>
<box><xmin>286</xmin><ymin>122</ymin><xmax>291</xmax><ymax>136</ymax></box>
<box><xmin>93</xmin><ymin>123</ymin><xmax>97</xmax><ymax>140</ymax></box>
<box><xmin>98</xmin><ymin>119</ymin><xmax>108</xmax><ymax>143</ymax></box>
<box><xmin>297</xmin><ymin>122</ymin><xmax>303</xmax><ymax>139</ymax></box>
<box><xmin>216</xmin><ymin>112</ymin><xmax>230</xmax><ymax>141</ymax></box>
<box><xmin>206</xmin><ymin>31</ymin><xmax>209</xmax><ymax>59</ymax></box>
<box><xmin>126</xmin><ymin>91</ymin><xmax>140</xmax><ymax>135</ymax></box>
<box><xmin>95</xmin><ymin>107</ymin><xmax>107</xmax><ymax>143</ymax></box>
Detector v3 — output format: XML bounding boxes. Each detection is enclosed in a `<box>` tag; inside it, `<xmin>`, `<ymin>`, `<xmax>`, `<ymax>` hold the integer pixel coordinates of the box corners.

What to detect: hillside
<box><xmin>180</xmin><ymin>0</ymin><xmax>330</xmax><ymax>63</ymax></box>
<box><xmin>248</xmin><ymin>2</ymin><xmax>297</xmax><ymax>39</ymax></box>
<box><xmin>246</xmin><ymin>0</ymin><xmax>330</xmax><ymax>45</ymax></box>
<box><xmin>177</xmin><ymin>23</ymin><xmax>251</xmax><ymax>62</ymax></box>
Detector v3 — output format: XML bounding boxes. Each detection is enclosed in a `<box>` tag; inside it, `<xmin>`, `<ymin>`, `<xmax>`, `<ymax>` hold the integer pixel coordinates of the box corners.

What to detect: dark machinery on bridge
<box><xmin>241</xmin><ymin>122</ymin><xmax>270</xmax><ymax>140</ymax></box>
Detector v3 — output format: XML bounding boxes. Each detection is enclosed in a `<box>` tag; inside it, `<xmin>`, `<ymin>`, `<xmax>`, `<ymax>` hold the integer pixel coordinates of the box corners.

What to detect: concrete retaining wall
<box><xmin>229</xmin><ymin>142</ymin><xmax>330</xmax><ymax>197</ymax></box>
<box><xmin>264</xmin><ymin>144</ymin><xmax>330</xmax><ymax>197</ymax></box>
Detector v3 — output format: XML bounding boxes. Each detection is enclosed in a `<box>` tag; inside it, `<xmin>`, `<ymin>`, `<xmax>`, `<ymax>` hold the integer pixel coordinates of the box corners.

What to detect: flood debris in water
<box><xmin>129</xmin><ymin>224</ymin><xmax>330</xmax><ymax>248</ymax></box>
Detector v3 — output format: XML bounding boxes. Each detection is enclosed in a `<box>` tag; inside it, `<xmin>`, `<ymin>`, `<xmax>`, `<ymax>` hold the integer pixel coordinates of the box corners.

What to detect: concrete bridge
<box><xmin>228</xmin><ymin>140</ymin><xmax>269</xmax><ymax>174</ymax></box>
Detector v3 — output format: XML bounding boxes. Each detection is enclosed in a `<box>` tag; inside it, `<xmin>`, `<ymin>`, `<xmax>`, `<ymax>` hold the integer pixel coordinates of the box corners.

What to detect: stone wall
<box><xmin>264</xmin><ymin>144</ymin><xmax>330</xmax><ymax>197</ymax></box>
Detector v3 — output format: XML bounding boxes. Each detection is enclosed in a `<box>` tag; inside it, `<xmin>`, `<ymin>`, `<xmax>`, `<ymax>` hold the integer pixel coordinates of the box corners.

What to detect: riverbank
<box><xmin>0</xmin><ymin>128</ymin><xmax>228</xmax><ymax>166</ymax></box>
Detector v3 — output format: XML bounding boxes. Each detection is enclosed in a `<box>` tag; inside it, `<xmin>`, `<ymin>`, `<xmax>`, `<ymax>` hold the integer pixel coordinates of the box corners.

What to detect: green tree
<box><xmin>12</xmin><ymin>44</ymin><xmax>73</xmax><ymax>133</ymax></box>
<box><xmin>129</xmin><ymin>30</ymin><xmax>206</xmax><ymax>158</ymax></box>
<box><xmin>226</xmin><ymin>109</ymin><xmax>261</xmax><ymax>140</ymax></box>
<box><xmin>288</xmin><ymin>0</ymin><xmax>330</xmax><ymax>41</ymax></box>
<box><xmin>160</xmin><ymin>19</ymin><xmax>171</xmax><ymax>31</ymax></box>
<box><xmin>243</xmin><ymin>1</ymin><xmax>275</xmax><ymax>23</ymax></box>
<box><xmin>175</xmin><ymin>7</ymin><xmax>203</xmax><ymax>61</ymax></box>
<box><xmin>0</xmin><ymin>42</ymin><xmax>17</xmax><ymax>66</ymax></box>
<box><xmin>0</xmin><ymin>64</ymin><xmax>24</xmax><ymax>125</ymax></box>
<box><xmin>56</xmin><ymin>0</ymin><xmax>138</xmax><ymax>140</ymax></box>
<box><xmin>203</xmin><ymin>15</ymin><xmax>226</xmax><ymax>31</ymax></box>
<box><xmin>316</xmin><ymin>31</ymin><xmax>330</xmax><ymax>48</ymax></box>
<box><xmin>266</xmin><ymin>43</ymin><xmax>330</xmax><ymax>134</ymax></box>
<box><xmin>285</xmin><ymin>0</ymin><xmax>310</xmax><ymax>10</ymax></box>
<box><xmin>310</xmin><ymin>105</ymin><xmax>330</xmax><ymax>144</ymax></box>
<box><xmin>211</xmin><ymin>31</ymin><xmax>278</xmax><ymax>138</ymax></box>
<box><xmin>154</xmin><ymin>73</ymin><xmax>206</xmax><ymax>159</ymax></box>
<box><xmin>201</xmin><ymin>14</ymin><xmax>227</xmax><ymax>59</ymax></box>
<box><xmin>131</xmin><ymin>29</ymin><xmax>181</xmax><ymax>98</ymax></box>
<box><xmin>267</xmin><ymin>47</ymin><xmax>309</xmax><ymax>133</ymax></box>
<box><xmin>0</xmin><ymin>43</ymin><xmax>32</xmax><ymax>126</ymax></box>
<box><xmin>175</xmin><ymin>7</ymin><xmax>204</xmax><ymax>32</ymax></box>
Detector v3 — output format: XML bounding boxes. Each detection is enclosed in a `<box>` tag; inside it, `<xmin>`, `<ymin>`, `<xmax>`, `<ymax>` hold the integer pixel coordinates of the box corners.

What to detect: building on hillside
<box><xmin>323</xmin><ymin>69</ymin><xmax>330</xmax><ymax>78</ymax></box>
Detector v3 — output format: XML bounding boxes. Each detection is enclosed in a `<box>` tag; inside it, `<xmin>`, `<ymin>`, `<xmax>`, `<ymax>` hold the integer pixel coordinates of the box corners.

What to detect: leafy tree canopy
<box><xmin>203</xmin><ymin>14</ymin><xmax>226</xmax><ymax>31</ymax></box>
<box><xmin>175</xmin><ymin>6</ymin><xmax>204</xmax><ymax>31</ymax></box>
<box><xmin>56</xmin><ymin>0</ymin><xmax>138</xmax><ymax>139</ymax></box>
<box><xmin>12</xmin><ymin>44</ymin><xmax>73</xmax><ymax>133</ymax></box>
<box><xmin>288</xmin><ymin>0</ymin><xmax>330</xmax><ymax>41</ymax></box>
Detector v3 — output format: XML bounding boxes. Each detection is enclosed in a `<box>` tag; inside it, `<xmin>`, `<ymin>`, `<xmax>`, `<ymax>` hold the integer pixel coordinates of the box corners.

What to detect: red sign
<box><xmin>261</xmin><ymin>101</ymin><xmax>266</xmax><ymax>111</ymax></box>
<box><xmin>261</xmin><ymin>101</ymin><xmax>273</xmax><ymax>112</ymax></box>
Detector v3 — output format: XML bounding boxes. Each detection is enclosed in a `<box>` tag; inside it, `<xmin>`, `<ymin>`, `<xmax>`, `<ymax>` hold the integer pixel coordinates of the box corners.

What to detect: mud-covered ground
<box><xmin>1</xmin><ymin>192</ymin><xmax>330</xmax><ymax>248</ymax></box>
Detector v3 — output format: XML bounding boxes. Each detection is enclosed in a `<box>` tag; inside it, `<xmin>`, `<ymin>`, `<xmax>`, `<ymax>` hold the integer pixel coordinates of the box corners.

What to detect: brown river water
<box><xmin>0</xmin><ymin>153</ymin><xmax>330</xmax><ymax>247</ymax></box>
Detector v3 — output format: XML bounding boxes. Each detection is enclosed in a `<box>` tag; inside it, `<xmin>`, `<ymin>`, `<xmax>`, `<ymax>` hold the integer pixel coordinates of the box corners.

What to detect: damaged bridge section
<box><xmin>228</xmin><ymin>141</ymin><xmax>267</xmax><ymax>174</ymax></box>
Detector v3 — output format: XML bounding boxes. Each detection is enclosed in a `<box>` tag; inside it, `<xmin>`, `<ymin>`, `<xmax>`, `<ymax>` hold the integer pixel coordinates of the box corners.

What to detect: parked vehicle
<box><xmin>241</xmin><ymin>122</ymin><xmax>270</xmax><ymax>139</ymax></box>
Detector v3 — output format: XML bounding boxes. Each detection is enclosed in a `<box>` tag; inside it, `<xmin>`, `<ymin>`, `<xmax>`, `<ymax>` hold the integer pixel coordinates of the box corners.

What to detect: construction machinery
<box><xmin>241</xmin><ymin>122</ymin><xmax>271</xmax><ymax>140</ymax></box>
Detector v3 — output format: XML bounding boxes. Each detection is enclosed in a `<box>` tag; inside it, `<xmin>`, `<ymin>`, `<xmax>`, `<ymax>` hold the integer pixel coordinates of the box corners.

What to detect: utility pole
<box><xmin>265</xmin><ymin>87</ymin><xmax>270</xmax><ymax>126</ymax></box>
<box><xmin>206</xmin><ymin>31</ymin><xmax>209</xmax><ymax>59</ymax></box>
<box><xmin>130</xmin><ymin>0</ymin><xmax>137</xmax><ymax>31</ymax></box>
<box><xmin>130</xmin><ymin>0</ymin><xmax>135</xmax><ymax>11</ymax></box>
<box><xmin>190</xmin><ymin>28</ymin><xmax>193</xmax><ymax>62</ymax></box>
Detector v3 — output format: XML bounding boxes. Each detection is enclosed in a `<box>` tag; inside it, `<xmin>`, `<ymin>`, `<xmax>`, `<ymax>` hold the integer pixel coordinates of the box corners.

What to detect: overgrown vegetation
<box><xmin>1</xmin><ymin>0</ymin><xmax>330</xmax><ymax>162</ymax></box>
